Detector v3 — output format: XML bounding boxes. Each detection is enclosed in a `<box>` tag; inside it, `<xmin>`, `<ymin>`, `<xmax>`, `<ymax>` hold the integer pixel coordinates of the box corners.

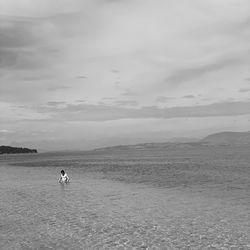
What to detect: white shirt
<box><xmin>60</xmin><ymin>173</ymin><xmax>69</xmax><ymax>182</ymax></box>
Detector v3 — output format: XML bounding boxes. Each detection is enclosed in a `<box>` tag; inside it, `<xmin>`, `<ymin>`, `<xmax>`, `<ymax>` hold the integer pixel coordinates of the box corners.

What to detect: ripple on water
<box><xmin>1</xmin><ymin>153</ymin><xmax>250</xmax><ymax>249</ymax></box>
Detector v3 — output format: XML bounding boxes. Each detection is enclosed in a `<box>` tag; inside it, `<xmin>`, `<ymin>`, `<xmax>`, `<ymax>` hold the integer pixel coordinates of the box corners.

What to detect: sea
<box><xmin>0</xmin><ymin>147</ymin><xmax>250</xmax><ymax>249</ymax></box>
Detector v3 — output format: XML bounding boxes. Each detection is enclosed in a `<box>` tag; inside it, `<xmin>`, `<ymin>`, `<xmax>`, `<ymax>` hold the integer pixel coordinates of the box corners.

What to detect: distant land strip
<box><xmin>0</xmin><ymin>146</ymin><xmax>37</xmax><ymax>154</ymax></box>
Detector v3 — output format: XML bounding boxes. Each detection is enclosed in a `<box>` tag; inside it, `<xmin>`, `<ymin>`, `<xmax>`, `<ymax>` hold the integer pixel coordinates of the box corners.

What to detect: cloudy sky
<box><xmin>0</xmin><ymin>0</ymin><xmax>250</xmax><ymax>150</ymax></box>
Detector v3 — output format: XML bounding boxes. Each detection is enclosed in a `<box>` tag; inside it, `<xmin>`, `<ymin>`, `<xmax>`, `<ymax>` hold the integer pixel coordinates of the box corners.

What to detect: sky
<box><xmin>0</xmin><ymin>0</ymin><xmax>250</xmax><ymax>151</ymax></box>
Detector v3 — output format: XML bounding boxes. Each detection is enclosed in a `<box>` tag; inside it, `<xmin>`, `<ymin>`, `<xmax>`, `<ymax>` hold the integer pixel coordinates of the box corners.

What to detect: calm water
<box><xmin>1</xmin><ymin>148</ymin><xmax>250</xmax><ymax>249</ymax></box>
<box><xmin>0</xmin><ymin>163</ymin><xmax>85</xmax><ymax>249</ymax></box>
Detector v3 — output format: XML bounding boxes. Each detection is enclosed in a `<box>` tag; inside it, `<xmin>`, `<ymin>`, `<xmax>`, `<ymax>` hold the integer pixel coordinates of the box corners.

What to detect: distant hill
<box><xmin>93</xmin><ymin>141</ymin><xmax>204</xmax><ymax>152</ymax></box>
<box><xmin>92</xmin><ymin>131</ymin><xmax>250</xmax><ymax>152</ymax></box>
<box><xmin>92</xmin><ymin>137</ymin><xmax>200</xmax><ymax>152</ymax></box>
<box><xmin>201</xmin><ymin>131</ymin><xmax>250</xmax><ymax>145</ymax></box>
<box><xmin>167</xmin><ymin>137</ymin><xmax>199</xmax><ymax>143</ymax></box>
<box><xmin>0</xmin><ymin>146</ymin><xmax>37</xmax><ymax>154</ymax></box>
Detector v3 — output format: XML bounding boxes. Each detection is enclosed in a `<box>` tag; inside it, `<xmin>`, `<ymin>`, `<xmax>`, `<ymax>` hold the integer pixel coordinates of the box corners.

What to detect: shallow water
<box><xmin>0</xmin><ymin>149</ymin><xmax>250</xmax><ymax>249</ymax></box>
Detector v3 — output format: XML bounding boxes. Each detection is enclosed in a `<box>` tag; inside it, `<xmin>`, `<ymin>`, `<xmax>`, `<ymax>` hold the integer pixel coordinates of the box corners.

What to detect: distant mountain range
<box><xmin>2</xmin><ymin>131</ymin><xmax>250</xmax><ymax>154</ymax></box>
<box><xmin>201</xmin><ymin>131</ymin><xmax>250</xmax><ymax>145</ymax></box>
<box><xmin>94</xmin><ymin>131</ymin><xmax>250</xmax><ymax>151</ymax></box>
<box><xmin>165</xmin><ymin>137</ymin><xmax>199</xmax><ymax>143</ymax></box>
<box><xmin>0</xmin><ymin>146</ymin><xmax>37</xmax><ymax>154</ymax></box>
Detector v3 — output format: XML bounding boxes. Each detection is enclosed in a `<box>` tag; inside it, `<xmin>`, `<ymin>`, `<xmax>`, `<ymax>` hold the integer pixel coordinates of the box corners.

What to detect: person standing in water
<box><xmin>59</xmin><ymin>169</ymin><xmax>69</xmax><ymax>183</ymax></box>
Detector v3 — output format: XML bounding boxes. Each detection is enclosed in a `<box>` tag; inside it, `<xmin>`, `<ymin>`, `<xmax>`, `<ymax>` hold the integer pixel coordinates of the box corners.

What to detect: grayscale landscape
<box><xmin>0</xmin><ymin>0</ymin><xmax>250</xmax><ymax>249</ymax></box>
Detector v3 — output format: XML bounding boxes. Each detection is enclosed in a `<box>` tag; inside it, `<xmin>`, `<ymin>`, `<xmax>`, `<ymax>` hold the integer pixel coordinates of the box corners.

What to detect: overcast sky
<box><xmin>0</xmin><ymin>0</ymin><xmax>250</xmax><ymax>150</ymax></box>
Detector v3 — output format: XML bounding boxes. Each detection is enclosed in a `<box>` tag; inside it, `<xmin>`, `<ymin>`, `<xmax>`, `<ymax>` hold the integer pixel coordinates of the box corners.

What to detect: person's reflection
<box><xmin>60</xmin><ymin>180</ymin><xmax>70</xmax><ymax>192</ymax></box>
<box><xmin>60</xmin><ymin>182</ymin><xmax>65</xmax><ymax>191</ymax></box>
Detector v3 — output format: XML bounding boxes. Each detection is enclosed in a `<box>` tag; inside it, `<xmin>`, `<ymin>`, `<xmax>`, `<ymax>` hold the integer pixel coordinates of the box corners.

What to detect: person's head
<box><xmin>61</xmin><ymin>170</ymin><xmax>65</xmax><ymax>175</ymax></box>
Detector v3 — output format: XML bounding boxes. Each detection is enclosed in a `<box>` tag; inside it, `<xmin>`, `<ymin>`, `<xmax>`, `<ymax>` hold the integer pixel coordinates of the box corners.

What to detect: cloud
<box><xmin>30</xmin><ymin>101</ymin><xmax>250</xmax><ymax>122</ymax></box>
<box><xmin>239</xmin><ymin>88</ymin><xmax>250</xmax><ymax>93</ymax></box>
<box><xmin>183</xmin><ymin>95</ymin><xmax>195</xmax><ymax>99</ymax></box>
<box><xmin>76</xmin><ymin>75</ymin><xmax>87</xmax><ymax>79</ymax></box>
<box><xmin>46</xmin><ymin>86</ymin><xmax>71</xmax><ymax>91</ymax></box>
<box><xmin>75</xmin><ymin>100</ymin><xmax>86</xmax><ymax>103</ymax></box>
<box><xmin>46</xmin><ymin>101</ymin><xmax>67</xmax><ymax>106</ymax></box>
<box><xmin>0</xmin><ymin>102</ymin><xmax>50</xmax><ymax>122</ymax></box>
<box><xmin>0</xmin><ymin>129</ymin><xmax>11</xmax><ymax>133</ymax></box>
<box><xmin>0</xmin><ymin>17</ymin><xmax>38</xmax><ymax>49</ymax></box>
<box><xmin>165</xmin><ymin>54</ymin><xmax>249</xmax><ymax>85</ymax></box>
<box><xmin>0</xmin><ymin>18</ymin><xmax>38</xmax><ymax>70</ymax></box>
<box><xmin>18</xmin><ymin>74</ymin><xmax>53</xmax><ymax>81</ymax></box>
<box><xmin>121</xmin><ymin>89</ymin><xmax>137</xmax><ymax>96</ymax></box>
<box><xmin>102</xmin><ymin>97</ymin><xmax>115</xmax><ymax>100</ymax></box>
<box><xmin>113</xmin><ymin>100</ymin><xmax>138</xmax><ymax>107</ymax></box>
<box><xmin>0</xmin><ymin>48</ymin><xmax>52</xmax><ymax>70</ymax></box>
<box><xmin>0</xmin><ymin>16</ymin><xmax>61</xmax><ymax>74</ymax></box>
<box><xmin>0</xmin><ymin>0</ymin><xmax>90</xmax><ymax>17</ymax></box>
<box><xmin>155</xmin><ymin>96</ymin><xmax>174</xmax><ymax>103</ymax></box>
